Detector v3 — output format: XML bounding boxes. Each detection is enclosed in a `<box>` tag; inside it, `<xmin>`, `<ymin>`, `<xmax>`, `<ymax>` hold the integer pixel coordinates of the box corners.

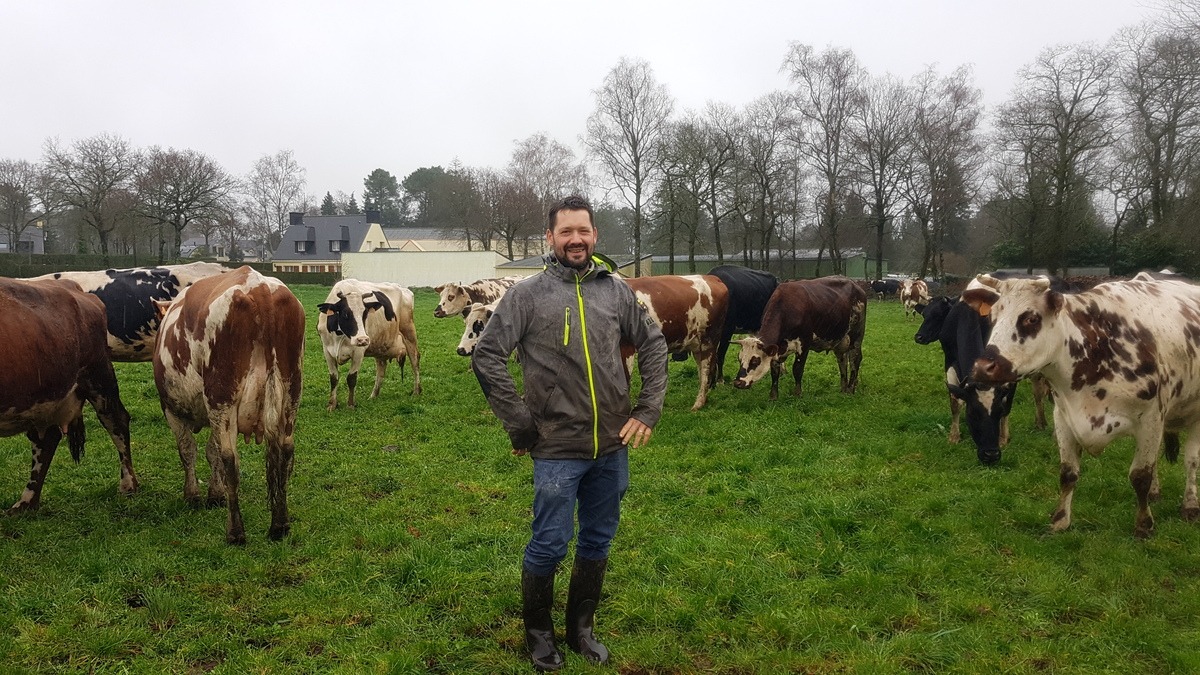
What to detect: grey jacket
<box><xmin>472</xmin><ymin>256</ymin><xmax>668</xmax><ymax>460</ymax></box>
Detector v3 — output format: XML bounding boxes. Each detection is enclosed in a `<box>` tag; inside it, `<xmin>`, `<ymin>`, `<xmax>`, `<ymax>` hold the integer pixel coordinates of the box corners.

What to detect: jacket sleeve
<box><xmin>471</xmin><ymin>291</ymin><xmax>539</xmax><ymax>449</ymax></box>
<box><xmin>619</xmin><ymin>283</ymin><xmax>669</xmax><ymax>428</ymax></box>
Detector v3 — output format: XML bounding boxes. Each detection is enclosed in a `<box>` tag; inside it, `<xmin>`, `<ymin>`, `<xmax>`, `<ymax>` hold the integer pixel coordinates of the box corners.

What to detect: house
<box><xmin>181</xmin><ymin>236</ymin><xmax>265</xmax><ymax>262</ymax></box>
<box><xmin>0</xmin><ymin>221</ymin><xmax>46</xmax><ymax>255</ymax></box>
<box><xmin>271</xmin><ymin>210</ymin><xmax>390</xmax><ymax>274</ymax></box>
<box><xmin>380</xmin><ymin>227</ymin><xmax>471</xmax><ymax>252</ymax></box>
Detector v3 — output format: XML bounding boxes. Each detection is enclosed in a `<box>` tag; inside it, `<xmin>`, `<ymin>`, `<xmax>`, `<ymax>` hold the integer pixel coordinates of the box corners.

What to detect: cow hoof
<box><xmin>948</xmin><ymin>433</ymin><xmax>961</xmax><ymax>444</ymax></box>
<box><xmin>977</xmin><ymin>449</ymin><xmax>1001</xmax><ymax>466</ymax></box>
<box><xmin>326</xmin><ymin>402</ymin><xmax>337</xmax><ymax>412</ymax></box>
<box><xmin>1181</xmin><ymin>505</ymin><xmax>1200</xmax><ymax>522</ymax></box>
<box><xmin>1049</xmin><ymin>511</ymin><xmax>1071</xmax><ymax>532</ymax></box>
<box><xmin>268</xmin><ymin>523</ymin><xmax>291</xmax><ymax>541</ymax></box>
<box><xmin>1134</xmin><ymin>521</ymin><xmax>1155</xmax><ymax>539</ymax></box>
<box><xmin>6</xmin><ymin>501</ymin><xmax>37</xmax><ymax>514</ymax></box>
<box><xmin>206</xmin><ymin>496</ymin><xmax>227</xmax><ymax>509</ymax></box>
<box><xmin>227</xmin><ymin>532</ymin><xmax>247</xmax><ymax>546</ymax></box>
<box><xmin>185</xmin><ymin>495</ymin><xmax>203</xmax><ymax>509</ymax></box>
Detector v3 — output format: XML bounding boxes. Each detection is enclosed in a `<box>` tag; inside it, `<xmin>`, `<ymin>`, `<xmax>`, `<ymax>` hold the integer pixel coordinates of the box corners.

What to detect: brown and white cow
<box><xmin>433</xmin><ymin>276</ymin><xmax>524</xmax><ymax>318</ymax></box>
<box><xmin>970</xmin><ymin>272</ymin><xmax>1200</xmax><ymax>538</ymax></box>
<box><xmin>28</xmin><ymin>261</ymin><xmax>230</xmax><ymax>361</ymax></box>
<box><xmin>456</xmin><ymin>301</ymin><xmax>498</xmax><ymax>357</ymax></box>
<box><xmin>317</xmin><ymin>279</ymin><xmax>421</xmax><ymax>409</ymax></box>
<box><xmin>899</xmin><ymin>278</ymin><xmax>930</xmax><ymax>318</ymax></box>
<box><xmin>622</xmin><ymin>275</ymin><xmax>730</xmax><ymax>411</ymax></box>
<box><xmin>153</xmin><ymin>266</ymin><xmax>304</xmax><ymax>544</ymax></box>
<box><xmin>0</xmin><ymin>278</ymin><xmax>139</xmax><ymax>512</ymax></box>
<box><xmin>734</xmin><ymin>276</ymin><xmax>867</xmax><ymax>400</ymax></box>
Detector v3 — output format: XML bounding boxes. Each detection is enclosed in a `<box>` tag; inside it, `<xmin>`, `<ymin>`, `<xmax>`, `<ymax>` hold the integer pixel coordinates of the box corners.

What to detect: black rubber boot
<box><xmin>566</xmin><ymin>556</ymin><xmax>610</xmax><ymax>664</ymax></box>
<box><xmin>522</xmin><ymin>568</ymin><xmax>564</xmax><ymax>671</ymax></box>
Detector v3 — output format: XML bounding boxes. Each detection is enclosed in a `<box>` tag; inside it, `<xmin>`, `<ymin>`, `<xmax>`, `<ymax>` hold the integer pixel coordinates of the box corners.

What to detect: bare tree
<box><xmin>137</xmin><ymin>147</ymin><xmax>238</xmax><ymax>262</ymax></box>
<box><xmin>736</xmin><ymin>91</ymin><xmax>798</xmax><ymax>268</ymax></box>
<box><xmin>585</xmin><ymin>57</ymin><xmax>675</xmax><ymax>276</ymax></box>
<box><xmin>0</xmin><ymin>159</ymin><xmax>59</xmax><ymax>253</ymax></box>
<box><xmin>244</xmin><ymin>149</ymin><xmax>306</xmax><ymax>252</ymax></box>
<box><xmin>993</xmin><ymin>44</ymin><xmax>1116</xmax><ymax>275</ymax></box>
<box><xmin>905</xmin><ymin>66</ymin><xmax>984</xmax><ymax>279</ymax></box>
<box><xmin>43</xmin><ymin>133</ymin><xmax>141</xmax><ymax>262</ymax></box>
<box><xmin>782</xmin><ymin>43</ymin><xmax>864</xmax><ymax>275</ymax></box>
<box><xmin>698</xmin><ymin>102</ymin><xmax>741</xmax><ymax>263</ymax></box>
<box><xmin>849</xmin><ymin>75</ymin><xmax>913</xmax><ymax>280</ymax></box>
<box><xmin>508</xmin><ymin>133</ymin><xmax>589</xmax><ymax>213</ymax></box>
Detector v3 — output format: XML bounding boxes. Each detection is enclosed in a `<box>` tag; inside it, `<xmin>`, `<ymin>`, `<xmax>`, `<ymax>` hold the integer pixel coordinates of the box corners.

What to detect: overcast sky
<box><xmin>3</xmin><ymin>0</ymin><xmax>1162</xmax><ymax>202</ymax></box>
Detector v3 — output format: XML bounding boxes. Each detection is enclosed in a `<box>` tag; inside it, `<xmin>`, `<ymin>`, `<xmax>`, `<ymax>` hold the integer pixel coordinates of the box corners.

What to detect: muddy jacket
<box><xmin>472</xmin><ymin>255</ymin><xmax>668</xmax><ymax>460</ymax></box>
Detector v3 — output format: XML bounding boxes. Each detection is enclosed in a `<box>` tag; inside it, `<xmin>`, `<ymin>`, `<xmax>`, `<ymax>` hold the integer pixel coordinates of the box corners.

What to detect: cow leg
<box><xmin>714</xmin><ymin>329</ymin><xmax>734</xmax><ymax>386</ymax></box>
<box><xmin>846</xmin><ymin>340</ymin><xmax>863</xmax><ymax>394</ymax></box>
<box><xmin>1180</xmin><ymin>424</ymin><xmax>1200</xmax><ymax>522</ymax></box>
<box><xmin>400</xmin><ymin>323</ymin><xmax>422</xmax><ymax>396</ymax></box>
<box><xmin>265</xmin><ymin>431</ymin><xmax>296</xmax><ymax>541</ymax></box>
<box><xmin>9</xmin><ymin>427</ymin><xmax>63</xmax><ymax>512</ymax></box>
<box><xmin>371</xmin><ymin>357</ymin><xmax>387</xmax><ymax>399</ymax></box>
<box><xmin>835</xmin><ymin>348</ymin><xmax>850</xmax><ymax>393</ymax></box>
<box><xmin>82</xmin><ymin>362</ymin><xmax>138</xmax><ymax>495</ymax></box>
<box><xmin>948</xmin><ymin>394</ymin><xmax>962</xmax><ymax>444</ymax></box>
<box><xmin>203</xmin><ymin>432</ymin><xmax>228</xmax><ymax>507</ymax></box>
<box><xmin>690</xmin><ymin>349</ymin><xmax>714</xmax><ymax>412</ymax></box>
<box><xmin>1050</xmin><ymin>424</ymin><xmax>1083</xmax><ymax>533</ymax></box>
<box><xmin>999</xmin><ymin>415</ymin><xmax>1011</xmax><ymax>448</ymax></box>
<box><xmin>1130</xmin><ymin>423</ymin><xmax>1165</xmax><ymax>539</ymax></box>
<box><xmin>324</xmin><ymin>351</ymin><xmax>341</xmax><ymax>411</ymax></box>
<box><xmin>345</xmin><ymin>351</ymin><xmax>365</xmax><ymax>410</ymax></box>
<box><xmin>768</xmin><ymin>358</ymin><xmax>782</xmax><ymax>401</ymax></box>
<box><xmin>211</xmin><ymin>412</ymin><xmax>244</xmax><ymax>545</ymax></box>
<box><xmin>164</xmin><ymin>409</ymin><xmax>202</xmax><ymax>506</ymax></box>
<box><xmin>791</xmin><ymin>348</ymin><xmax>811</xmax><ymax>398</ymax></box>
<box><xmin>1031</xmin><ymin>376</ymin><xmax>1050</xmax><ymax>430</ymax></box>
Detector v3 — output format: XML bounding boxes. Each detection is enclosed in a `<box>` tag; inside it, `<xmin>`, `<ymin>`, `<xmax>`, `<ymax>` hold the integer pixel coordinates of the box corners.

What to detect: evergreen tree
<box><xmin>320</xmin><ymin>191</ymin><xmax>338</xmax><ymax>215</ymax></box>
<box><xmin>346</xmin><ymin>193</ymin><xmax>361</xmax><ymax>215</ymax></box>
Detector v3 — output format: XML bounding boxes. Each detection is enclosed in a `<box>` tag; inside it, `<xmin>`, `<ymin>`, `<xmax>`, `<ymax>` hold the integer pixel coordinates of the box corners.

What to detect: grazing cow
<box><xmin>0</xmin><ymin>278</ymin><xmax>139</xmax><ymax>512</ymax></box>
<box><xmin>899</xmin><ymin>279</ymin><xmax>930</xmax><ymax>318</ymax></box>
<box><xmin>733</xmin><ymin>276</ymin><xmax>866</xmax><ymax>400</ymax></box>
<box><xmin>914</xmin><ymin>295</ymin><xmax>1050</xmax><ymax>464</ymax></box>
<box><xmin>870</xmin><ymin>279</ymin><xmax>900</xmax><ymax>300</ymax></box>
<box><xmin>969</xmin><ymin>273</ymin><xmax>1200</xmax><ymax>538</ymax></box>
<box><xmin>317</xmin><ymin>279</ymin><xmax>421</xmax><ymax>409</ymax></box>
<box><xmin>456</xmin><ymin>301</ymin><xmax>498</xmax><ymax>357</ymax></box>
<box><xmin>153</xmin><ymin>266</ymin><xmax>304</xmax><ymax>544</ymax></box>
<box><xmin>433</xmin><ymin>276</ymin><xmax>524</xmax><ymax>318</ymax></box>
<box><xmin>622</xmin><ymin>275</ymin><xmax>730</xmax><ymax>411</ymax></box>
<box><xmin>28</xmin><ymin>262</ymin><xmax>230</xmax><ymax>361</ymax></box>
<box><xmin>707</xmin><ymin>265</ymin><xmax>779</xmax><ymax>385</ymax></box>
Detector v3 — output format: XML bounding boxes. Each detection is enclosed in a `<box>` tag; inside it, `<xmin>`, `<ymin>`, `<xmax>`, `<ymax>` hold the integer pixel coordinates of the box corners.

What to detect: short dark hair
<box><xmin>547</xmin><ymin>195</ymin><xmax>594</xmax><ymax>231</ymax></box>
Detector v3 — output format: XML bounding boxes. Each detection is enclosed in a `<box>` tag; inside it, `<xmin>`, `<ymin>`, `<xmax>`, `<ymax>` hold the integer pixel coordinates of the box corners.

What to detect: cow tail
<box><xmin>1165</xmin><ymin>432</ymin><xmax>1181</xmax><ymax>464</ymax></box>
<box><xmin>397</xmin><ymin>353</ymin><xmax>407</xmax><ymax>380</ymax></box>
<box><xmin>68</xmin><ymin>415</ymin><xmax>87</xmax><ymax>463</ymax></box>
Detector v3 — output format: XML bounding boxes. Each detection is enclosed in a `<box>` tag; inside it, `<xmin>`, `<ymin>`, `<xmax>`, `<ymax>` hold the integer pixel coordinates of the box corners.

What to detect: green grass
<box><xmin>2</xmin><ymin>285</ymin><xmax>1199</xmax><ymax>673</ymax></box>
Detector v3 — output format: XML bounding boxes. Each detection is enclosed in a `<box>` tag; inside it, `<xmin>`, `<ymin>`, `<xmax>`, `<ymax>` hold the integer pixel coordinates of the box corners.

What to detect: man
<box><xmin>472</xmin><ymin>195</ymin><xmax>668</xmax><ymax>671</ymax></box>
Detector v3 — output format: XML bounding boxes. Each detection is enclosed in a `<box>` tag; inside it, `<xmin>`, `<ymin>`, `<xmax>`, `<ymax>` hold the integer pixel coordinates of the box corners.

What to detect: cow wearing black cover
<box><xmin>707</xmin><ymin>265</ymin><xmax>779</xmax><ymax>385</ymax></box>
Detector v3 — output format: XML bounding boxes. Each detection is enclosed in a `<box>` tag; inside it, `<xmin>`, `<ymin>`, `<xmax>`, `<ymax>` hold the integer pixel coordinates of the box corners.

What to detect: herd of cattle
<box><xmin>2</xmin><ymin>261</ymin><xmax>1198</xmax><ymax>543</ymax></box>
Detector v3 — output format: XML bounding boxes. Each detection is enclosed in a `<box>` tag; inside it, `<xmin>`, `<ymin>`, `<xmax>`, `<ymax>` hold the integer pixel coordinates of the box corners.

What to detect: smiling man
<box><xmin>471</xmin><ymin>194</ymin><xmax>668</xmax><ymax>670</ymax></box>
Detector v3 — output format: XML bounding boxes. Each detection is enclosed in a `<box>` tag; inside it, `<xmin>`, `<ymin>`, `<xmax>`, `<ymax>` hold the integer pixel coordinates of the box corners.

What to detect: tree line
<box><xmin>2</xmin><ymin>0</ymin><xmax>1196</xmax><ymax>275</ymax></box>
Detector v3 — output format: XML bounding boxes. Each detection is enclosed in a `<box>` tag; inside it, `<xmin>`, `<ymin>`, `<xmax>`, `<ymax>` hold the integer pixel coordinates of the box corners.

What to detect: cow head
<box><xmin>969</xmin><ymin>274</ymin><xmax>1063</xmax><ymax>386</ymax></box>
<box><xmin>948</xmin><ymin>377</ymin><xmax>1017</xmax><ymax>466</ymax></box>
<box><xmin>914</xmin><ymin>296</ymin><xmax>955</xmax><ymax>345</ymax></box>
<box><xmin>456</xmin><ymin>302</ymin><xmax>495</xmax><ymax>357</ymax></box>
<box><xmin>733</xmin><ymin>337</ymin><xmax>777</xmax><ymax>389</ymax></box>
<box><xmin>318</xmin><ymin>291</ymin><xmax>387</xmax><ymax>348</ymax></box>
<box><xmin>434</xmin><ymin>283</ymin><xmax>467</xmax><ymax>318</ymax></box>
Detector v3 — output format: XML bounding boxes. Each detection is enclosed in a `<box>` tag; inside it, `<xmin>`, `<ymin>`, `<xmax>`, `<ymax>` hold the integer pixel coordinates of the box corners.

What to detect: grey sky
<box><xmin>3</xmin><ymin>0</ymin><xmax>1158</xmax><ymax>202</ymax></box>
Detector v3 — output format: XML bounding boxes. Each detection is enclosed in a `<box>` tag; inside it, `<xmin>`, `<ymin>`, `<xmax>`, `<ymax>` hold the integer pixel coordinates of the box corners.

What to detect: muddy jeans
<box><xmin>523</xmin><ymin>448</ymin><xmax>629</xmax><ymax>576</ymax></box>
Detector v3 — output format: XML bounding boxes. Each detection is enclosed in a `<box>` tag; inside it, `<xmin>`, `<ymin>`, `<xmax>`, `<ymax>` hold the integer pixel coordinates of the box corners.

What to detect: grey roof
<box><xmin>382</xmin><ymin>227</ymin><xmax>455</xmax><ymax>242</ymax></box>
<box><xmin>273</xmin><ymin>214</ymin><xmax>376</xmax><ymax>261</ymax></box>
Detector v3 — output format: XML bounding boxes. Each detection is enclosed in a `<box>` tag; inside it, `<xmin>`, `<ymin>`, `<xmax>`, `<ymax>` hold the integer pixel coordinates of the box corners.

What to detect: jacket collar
<box><xmin>543</xmin><ymin>254</ymin><xmax>614</xmax><ymax>282</ymax></box>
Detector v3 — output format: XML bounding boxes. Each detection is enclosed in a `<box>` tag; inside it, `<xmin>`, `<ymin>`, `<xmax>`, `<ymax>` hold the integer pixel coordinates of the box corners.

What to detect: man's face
<box><xmin>547</xmin><ymin>208</ymin><xmax>597</xmax><ymax>271</ymax></box>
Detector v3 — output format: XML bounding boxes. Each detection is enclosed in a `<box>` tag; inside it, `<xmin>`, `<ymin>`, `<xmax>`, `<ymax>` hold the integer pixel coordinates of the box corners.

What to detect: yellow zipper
<box><xmin>575</xmin><ymin>276</ymin><xmax>600</xmax><ymax>458</ymax></box>
<box><xmin>563</xmin><ymin>307</ymin><xmax>571</xmax><ymax>346</ymax></box>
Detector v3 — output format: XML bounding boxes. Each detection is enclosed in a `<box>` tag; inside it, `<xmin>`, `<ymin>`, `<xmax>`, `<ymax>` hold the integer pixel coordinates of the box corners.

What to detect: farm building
<box><xmin>651</xmin><ymin>248</ymin><xmax>886</xmax><ymax>280</ymax></box>
<box><xmin>271</xmin><ymin>211</ymin><xmax>390</xmax><ymax>274</ymax></box>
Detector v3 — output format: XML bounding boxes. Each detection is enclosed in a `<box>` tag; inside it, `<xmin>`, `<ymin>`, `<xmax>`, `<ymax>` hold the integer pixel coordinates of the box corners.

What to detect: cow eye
<box><xmin>1021</xmin><ymin>313</ymin><xmax>1041</xmax><ymax>330</ymax></box>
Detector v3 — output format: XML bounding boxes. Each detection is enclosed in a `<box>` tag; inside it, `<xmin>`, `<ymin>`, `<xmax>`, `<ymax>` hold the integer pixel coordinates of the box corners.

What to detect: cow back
<box><xmin>759</xmin><ymin>276</ymin><xmax>866</xmax><ymax>349</ymax></box>
<box><xmin>624</xmin><ymin>275</ymin><xmax>729</xmax><ymax>351</ymax></box>
<box><xmin>708</xmin><ymin>265</ymin><xmax>778</xmax><ymax>333</ymax></box>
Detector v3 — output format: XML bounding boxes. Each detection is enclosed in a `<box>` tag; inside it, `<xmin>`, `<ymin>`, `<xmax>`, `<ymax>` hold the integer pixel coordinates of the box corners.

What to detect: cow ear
<box><xmin>975</xmin><ymin>274</ymin><xmax>1000</xmax><ymax>290</ymax></box>
<box><xmin>961</xmin><ymin>288</ymin><xmax>999</xmax><ymax>317</ymax></box>
<box><xmin>153</xmin><ymin>299</ymin><xmax>172</xmax><ymax>321</ymax></box>
<box><xmin>762</xmin><ymin>344</ymin><xmax>780</xmax><ymax>357</ymax></box>
<box><xmin>317</xmin><ymin>302</ymin><xmax>333</xmax><ymax>315</ymax></box>
<box><xmin>1046</xmin><ymin>290</ymin><xmax>1064</xmax><ymax>314</ymax></box>
<box><xmin>434</xmin><ymin>284</ymin><xmax>445</xmax><ymax>293</ymax></box>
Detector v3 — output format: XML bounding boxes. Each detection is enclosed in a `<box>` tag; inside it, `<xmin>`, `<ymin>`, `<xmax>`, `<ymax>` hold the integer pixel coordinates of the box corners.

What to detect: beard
<box><xmin>557</xmin><ymin>245</ymin><xmax>592</xmax><ymax>270</ymax></box>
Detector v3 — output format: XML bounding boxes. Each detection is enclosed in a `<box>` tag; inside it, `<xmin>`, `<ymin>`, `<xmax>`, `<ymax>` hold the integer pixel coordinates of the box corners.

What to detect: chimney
<box><xmin>365</xmin><ymin>209</ymin><xmax>381</xmax><ymax>224</ymax></box>
<box><xmin>289</xmin><ymin>212</ymin><xmax>305</xmax><ymax>227</ymax></box>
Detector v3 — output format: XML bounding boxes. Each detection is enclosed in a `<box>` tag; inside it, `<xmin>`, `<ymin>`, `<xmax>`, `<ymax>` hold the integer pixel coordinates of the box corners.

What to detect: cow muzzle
<box><xmin>456</xmin><ymin>347</ymin><xmax>472</xmax><ymax>357</ymax></box>
<box><xmin>733</xmin><ymin>378</ymin><xmax>751</xmax><ymax>390</ymax></box>
<box><xmin>433</xmin><ymin>307</ymin><xmax>447</xmax><ymax>318</ymax></box>
<box><xmin>971</xmin><ymin>346</ymin><xmax>1017</xmax><ymax>384</ymax></box>
<box><xmin>353</xmin><ymin>335</ymin><xmax>370</xmax><ymax>347</ymax></box>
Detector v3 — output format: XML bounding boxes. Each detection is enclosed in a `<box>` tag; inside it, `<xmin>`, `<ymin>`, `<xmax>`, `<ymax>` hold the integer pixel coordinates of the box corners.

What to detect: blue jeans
<box><xmin>523</xmin><ymin>448</ymin><xmax>629</xmax><ymax>576</ymax></box>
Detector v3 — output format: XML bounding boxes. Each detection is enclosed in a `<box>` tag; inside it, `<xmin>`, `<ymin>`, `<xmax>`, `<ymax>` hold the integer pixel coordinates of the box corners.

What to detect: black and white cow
<box><xmin>707</xmin><ymin>265</ymin><xmax>779</xmax><ymax>385</ymax></box>
<box><xmin>870</xmin><ymin>279</ymin><xmax>900</xmax><ymax>299</ymax></box>
<box><xmin>317</xmin><ymin>279</ymin><xmax>421</xmax><ymax>410</ymax></box>
<box><xmin>456</xmin><ymin>301</ymin><xmax>498</xmax><ymax>357</ymax></box>
<box><xmin>433</xmin><ymin>276</ymin><xmax>524</xmax><ymax>318</ymax></box>
<box><xmin>914</xmin><ymin>295</ymin><xmax>1049</xmax><ymax>465</ymax></box>
<box><xmin>28</xmin><ymin>261</ymin><xmax>230</xmax><ymax>361</ymax></box>
<box><xmin>970</xmin><ymin>272</ymin><xmax>1200</xmax><ymax>538</ymax></box>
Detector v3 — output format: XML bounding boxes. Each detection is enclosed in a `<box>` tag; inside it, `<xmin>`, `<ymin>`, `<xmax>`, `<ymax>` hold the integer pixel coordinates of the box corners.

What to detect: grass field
<box><xmin>1</xmin><ymin>283</ymin><xmax>1199</xmax><ymax>674</ymax></box>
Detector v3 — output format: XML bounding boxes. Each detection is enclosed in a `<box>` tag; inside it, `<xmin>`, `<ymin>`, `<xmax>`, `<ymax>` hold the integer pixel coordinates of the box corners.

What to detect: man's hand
<box><xmin>512</xmin><ymin>447</ymin><xmax>528</xmax><ymax>456</ymax></box>
<box><xmin>620</xmin><ymin>418</ymin><xmax>653</xmax><ymax>449</ymax></box>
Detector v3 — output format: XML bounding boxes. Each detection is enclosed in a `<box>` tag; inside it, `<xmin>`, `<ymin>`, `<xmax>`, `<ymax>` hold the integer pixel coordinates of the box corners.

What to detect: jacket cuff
<box><xmin>509</xmin><ymin>425</ymin><xmax>539</xmax><ymax>450</ymax></box>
